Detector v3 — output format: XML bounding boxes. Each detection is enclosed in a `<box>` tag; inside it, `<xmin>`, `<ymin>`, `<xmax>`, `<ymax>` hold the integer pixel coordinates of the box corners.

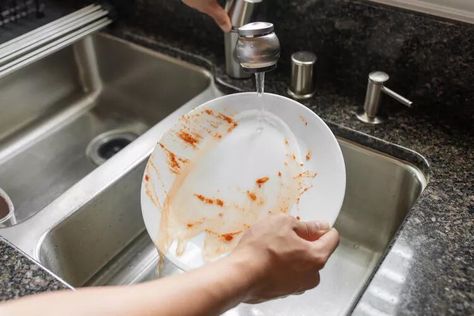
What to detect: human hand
<box><xmin>183</xmin><ymin>0</ymin><xmax>232</xmax><ymax>32</ymax></box>
<box><xmin>230</xmin><ymin>214</ymin><xmax>340</xmax><ymax>303</ymax></box>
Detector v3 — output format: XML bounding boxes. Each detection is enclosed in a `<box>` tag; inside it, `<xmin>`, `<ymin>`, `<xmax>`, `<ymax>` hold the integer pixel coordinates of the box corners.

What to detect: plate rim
<box><xmin>140</xmin><ymin>92</ymin><xmax>346</xmax><ymax>271</ymax></box>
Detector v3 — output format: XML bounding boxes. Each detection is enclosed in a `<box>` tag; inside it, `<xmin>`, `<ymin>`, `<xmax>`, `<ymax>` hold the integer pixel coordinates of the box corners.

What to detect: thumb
<box><xmin>293</xmin><ymin>220</ymin><xmax>331</xmax><ymax>241</ymax></box>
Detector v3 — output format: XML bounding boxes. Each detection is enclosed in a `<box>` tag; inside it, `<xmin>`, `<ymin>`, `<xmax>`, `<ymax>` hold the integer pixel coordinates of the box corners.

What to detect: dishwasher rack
<box><xmin>0</xmin><ymin>3</ymin><xmax>112</xmax><ymax>79</ymax></box>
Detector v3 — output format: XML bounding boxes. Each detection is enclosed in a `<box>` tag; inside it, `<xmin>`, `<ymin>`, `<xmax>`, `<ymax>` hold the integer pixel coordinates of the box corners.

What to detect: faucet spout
<box><xmin>235</xmin><ymin>22</ymin><xmax>280</xmax><ymax>73</ymax></box>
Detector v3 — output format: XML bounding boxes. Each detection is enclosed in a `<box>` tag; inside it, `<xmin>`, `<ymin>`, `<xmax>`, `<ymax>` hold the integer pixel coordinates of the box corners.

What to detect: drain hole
<box><xmin>98</xmin><ymin>137</ymin><xmax>132</xmax><ymax>160</ymax></box>
<box><xmin>87</xmin><ymin>130</ymin><xmax>139</xmax><ymax>166</ymax></box>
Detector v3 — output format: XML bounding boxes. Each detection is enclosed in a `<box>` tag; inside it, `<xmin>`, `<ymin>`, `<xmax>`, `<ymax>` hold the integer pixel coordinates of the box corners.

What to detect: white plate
<box><xmin>141</xmin><ymin>92</ymin><xmax>345</xmax><ymax>271</ymax></box>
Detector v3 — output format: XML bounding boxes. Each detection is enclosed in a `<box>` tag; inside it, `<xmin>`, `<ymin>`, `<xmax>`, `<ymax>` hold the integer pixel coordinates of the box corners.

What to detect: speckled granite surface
<box><xmin>0</xmin><ymin>0</ymin><xmax>473</xmax><ymax>314</ymax></box>
<box><xmin>121</xmin><ymin>0</ymin><xmax>474</xmax><ymax>129</ymax></box>
<box><xmin>0</xmin><ymin>237</ymin><xmax>68</xmax><ymax>301</ymax></box>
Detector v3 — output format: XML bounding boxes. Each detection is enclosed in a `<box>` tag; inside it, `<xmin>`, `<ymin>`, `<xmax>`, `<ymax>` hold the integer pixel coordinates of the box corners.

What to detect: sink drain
<box><xmin>87</xmin><ymin>130</ymin><xmax>139</xmax><ymax>165</ymax></box>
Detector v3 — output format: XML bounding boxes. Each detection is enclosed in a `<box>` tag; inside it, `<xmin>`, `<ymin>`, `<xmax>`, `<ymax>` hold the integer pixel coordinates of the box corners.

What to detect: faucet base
<box><xmin>225</xmin><ymin>31</ymin><xmax>252</xmax><ymax>79</ymax></box>
<box><xmin>287</xmin><ymin>87</ymin><xmax>315</xmax><ymax>100</ymax></box>
<box><xmin>356</xmin><ymin>110</ymin><xmax>385</xmax><ymax>125</ymax></box>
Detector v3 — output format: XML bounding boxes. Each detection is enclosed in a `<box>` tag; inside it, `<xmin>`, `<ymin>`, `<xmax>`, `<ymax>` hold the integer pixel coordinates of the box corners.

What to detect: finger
<box><xmin>313</xmin><ymin>228</ymin><xmax>340</xmax><ymax>256</ymax></box>
<box><xmin>293</xmin><ymin>220</ymin><xmax>331</xmax><ymax>241</ymax></box>
<box><xmin>300</xmin><ymin>272</ymin><xmax>320</xmax><ymax>291</ymax></box>
<box><xmin>202</xmin><ymin>2</ymin><xmax>232</xmax><ymax>32</ymax></box>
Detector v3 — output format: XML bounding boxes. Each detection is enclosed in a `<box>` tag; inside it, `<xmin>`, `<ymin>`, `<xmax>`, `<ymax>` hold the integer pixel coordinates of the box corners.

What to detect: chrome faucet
<box><xmin>356</xmin><ymin>71</ymin><xmax>413</xmax><ymax>124</ymax></box>
<box><xmin>235</xmin><ymin>22</ymin><xmax>280</xmax><ymax>73</ymax></box>
<box><xmin>224</xmin><ymin>0</ymin><xmax>263</xmax><ymax>78</ymax></box>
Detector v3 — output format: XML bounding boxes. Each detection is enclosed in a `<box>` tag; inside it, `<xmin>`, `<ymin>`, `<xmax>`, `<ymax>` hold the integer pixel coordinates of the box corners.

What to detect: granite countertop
<box><xmin>0</xmin><ymin>237</ymin><xmax>69</xmax><ymax>300</ymax></box>
<box><xmin>0</xmin><ymin>27</ymin><xmax>472</xmax><ymax>315</ymax></box>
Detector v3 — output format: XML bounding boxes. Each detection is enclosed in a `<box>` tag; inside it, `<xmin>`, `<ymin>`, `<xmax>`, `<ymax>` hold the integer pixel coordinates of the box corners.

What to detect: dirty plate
<box><xmin>141</xmin><ymin>92</ymin><xmax>345</xmax><ymax>271</ymax></box>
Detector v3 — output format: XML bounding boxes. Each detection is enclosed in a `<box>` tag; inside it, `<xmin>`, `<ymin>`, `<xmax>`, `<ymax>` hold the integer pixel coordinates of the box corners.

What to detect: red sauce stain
<box><xmin>159</xmin><ymin>143</ymin><xmax>188</xmax><ymax>174</ymax></box>
<box><xmin>256</xmin><ymin>176</ymin><xmax>269</xmax><ymax>187</ymax></box>
<box><xmin>186</xmin><ymin>220</ymin><xmax>205</xmax><ymax>229</ymax></box>
<box><xmin>306</xmin><ymin>151</ymin><xmax>312</xmax><ymax>161</ymax></box>
<box><xmin>291</xmin><ymin>154</ymin><xmax>296</xmax><ymax>160</ymax></box>
<box><xmin>294</xmin><ymin>171</ymin><xmax>318</xmax><ymax>179</ymax></box>
<box><xmin>178</xmin><ymin>130</ymin><xmax>200</xmax><ymax>147</ymax></box>
<box><xmin>220</xmin><ymin>231</ymin><xmax>242</xmax><ymax>242</ymax></box>
<box><xmin>205</xmin><ymin>109</ymin><xmax>213</xmax><ymax>115</ymax></box>
<box><xmin>301</xmin><ymin>186</ymin><xmax>312</xmax><ymax>194</ymax></box>
<box><xmin>226</xmin><ymin>122</ymin><xmax>238</xmax><ymax>133</ymax></box>
<box><xmin>247</xmin><ymin>191</ymin><xmax>257</xmax><ymax>201</ymax></box>
<box><xmin>296</xmin><ymin>216</ymin><xmax>301</xmax><ymax>220</ymax></box>
<box><xmin>218</xmin><ymin>113</ymin><xmax>234</xmax><ymax>124</ymax></box>
<box><xmin>194</xmin><ymin>194</ymin><xmax>225</xmax><ymax>207</ymax></box>
<box><xmin>213</xmin><ymin>132</ymin><xmax>222</xmax><ymax>139</ymax></box>
<box><xmin>277</xmin><ymin>171</ymin><xmax>282</xmax><ymax>177</ymax></box>
<box><xmin>144</xmin><ymin>174</ymin><xmax>150</xmax><ymax>181</ymax></box>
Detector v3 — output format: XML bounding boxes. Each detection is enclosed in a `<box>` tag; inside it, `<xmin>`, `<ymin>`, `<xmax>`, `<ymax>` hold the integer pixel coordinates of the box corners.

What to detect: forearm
<box><xmin>141</xmin><ymin>251</ymin><xmax>259</xmax><ymax>315</ymax></box>
<box><xmin>0</xmin><ymin>251</ymin><xmax>259</xmax><ymax>316</ymax></box>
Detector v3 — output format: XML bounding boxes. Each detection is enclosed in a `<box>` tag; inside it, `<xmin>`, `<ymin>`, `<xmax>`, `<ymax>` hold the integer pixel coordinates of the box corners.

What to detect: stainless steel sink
<box><xmin>0</xmin><ymin>32</ymin><xmax>428</xmax><ymax>316</ymax></box>
<box><xmin>38</xmin><ymin>139</ymin><xmax>426</xmax><ymax>315</ymax></box>
<box><xmin>0</xmin><ymin>33</ymin><xmax>213</xmax><ymax>225</ymax></box>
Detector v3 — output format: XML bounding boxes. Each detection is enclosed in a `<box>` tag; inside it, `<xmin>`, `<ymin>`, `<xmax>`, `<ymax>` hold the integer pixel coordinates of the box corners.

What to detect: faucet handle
<box><xmin>235</xmin><ymin>22</ymin><xmax>280</xmax><ymax>73</ymax></box>
<box><xmin>226</xmin><ymin>0</ymin><xmax>262</xmax><ymax>28</ymax></box>
<box><xmin>356</xmin><ymin>71</ymin><xmax>413</xmax><ymax>124</ymax></box>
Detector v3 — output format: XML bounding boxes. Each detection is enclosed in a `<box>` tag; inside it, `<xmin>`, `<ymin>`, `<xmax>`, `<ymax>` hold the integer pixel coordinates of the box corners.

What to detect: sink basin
<box><xmin>0</xmin><ymin>32</ymin><xmax>428</xmax><ymax>316</ymax></box>
<box><xmin>0</xmin><ymin>33</ymin><xmax>212</xmax><ymax>225</ymax></box>
<box><xmin>37</xmin><ymin>138</ymin><xmax>427</xmax><ymax>315</ymax></box>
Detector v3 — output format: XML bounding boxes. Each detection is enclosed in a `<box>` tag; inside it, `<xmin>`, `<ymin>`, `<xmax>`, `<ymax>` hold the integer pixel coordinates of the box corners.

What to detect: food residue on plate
<box><xmin>194</xmin><ymin>194</ymin><xmax>224</xmax><ymax>207</ymax></box>
<box><xmin>247</xmin><ymin>191</ymin><xmax>257</xmax><ymax>201</ymax></box>
<box><xmin>178</xmin><ymin>130</ymin><xmax>200</xmax><ymax>148</ymax></box>
<box><xmin>256</xmin><ymin>176</ymin><xmax>269</xmax><ymax>187</ymax></box>
<box><xmin>145</xmin><ymin>106</ymin><xmax>316</xmax><ymax>262</ymax></box>
<box><xmin>300</xmin><ymin>115</ymin><xmax>308</xmax><ymax>126</ymax></box>
<box><xmin>158</xmin><ymin>143</ymin><xmax>188</xmax><ymax>174</ymax></box>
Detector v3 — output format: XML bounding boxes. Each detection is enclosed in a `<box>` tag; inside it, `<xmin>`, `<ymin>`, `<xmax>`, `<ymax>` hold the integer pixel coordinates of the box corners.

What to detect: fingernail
<box><xmin>222</xmin><ymin>23</ymin><xmax>232</xmax><ymax>33</ymax></box>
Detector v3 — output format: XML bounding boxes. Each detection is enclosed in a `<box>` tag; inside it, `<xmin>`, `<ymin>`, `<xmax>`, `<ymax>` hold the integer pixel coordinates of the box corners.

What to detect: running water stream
<box><xmin>255</xmin><ymin>72</ymin><xmax>265</xmax><ymax>133</ymax></box>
